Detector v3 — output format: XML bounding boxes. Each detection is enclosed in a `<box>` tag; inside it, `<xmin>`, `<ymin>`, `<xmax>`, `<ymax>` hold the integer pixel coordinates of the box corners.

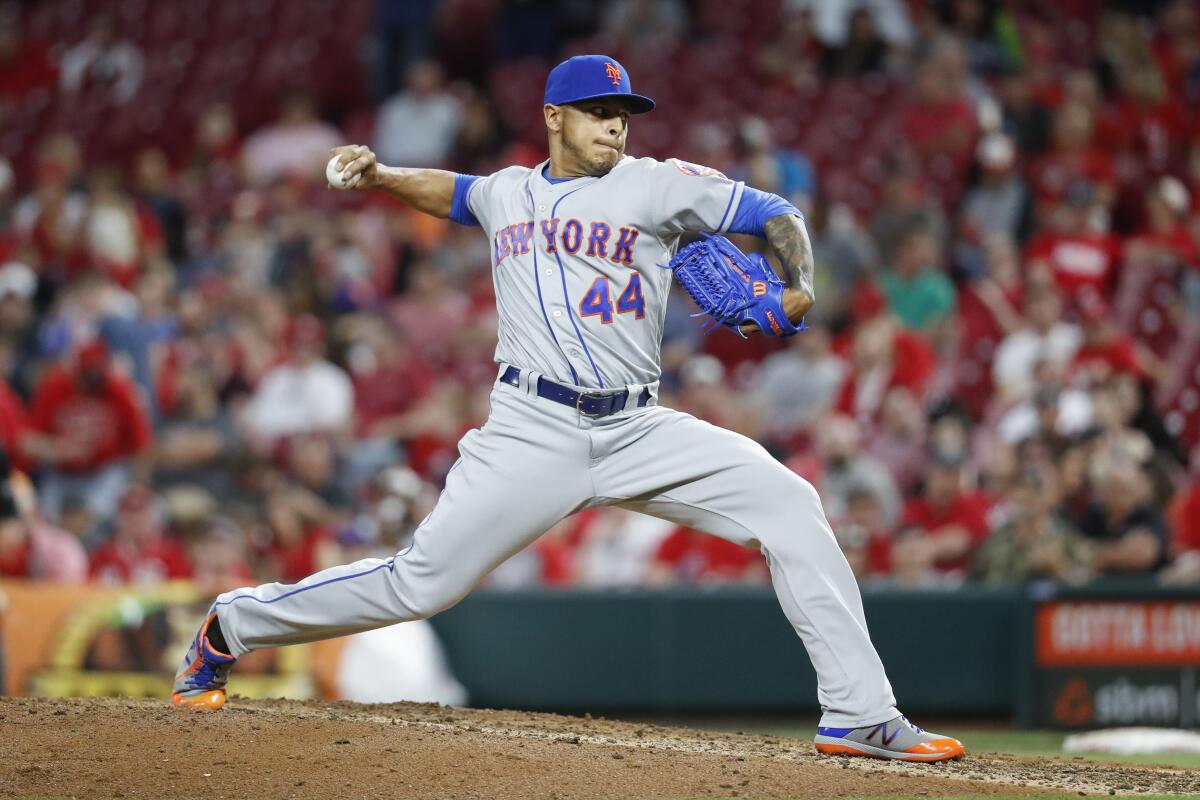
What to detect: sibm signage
<box><xmin>1024</xmin><ymin>597</ymin><xmax>1200</xmax><ymax>729</ymax></box>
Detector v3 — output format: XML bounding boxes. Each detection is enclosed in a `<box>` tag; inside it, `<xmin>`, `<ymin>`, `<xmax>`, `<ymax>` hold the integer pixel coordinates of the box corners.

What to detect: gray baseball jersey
<box><xmin>210</xmin><ymin>154</ymin><xmax>901</xmax><ymax>729</ymax></box>
<box><xmin>469</xmin><ymin>156</ymin><xmax>744</xmax><ymax>388</ymax></box>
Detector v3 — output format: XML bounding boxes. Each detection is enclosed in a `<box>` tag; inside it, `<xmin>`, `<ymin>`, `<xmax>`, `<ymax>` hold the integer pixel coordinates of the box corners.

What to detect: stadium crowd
<box><xmin>2</xmin><ymin>0</ymin><xmax>1200</xmax><ymax>592</ymax></box>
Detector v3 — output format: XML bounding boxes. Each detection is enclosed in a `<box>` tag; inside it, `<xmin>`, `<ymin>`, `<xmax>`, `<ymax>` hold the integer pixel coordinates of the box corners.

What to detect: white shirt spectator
<box><xmin>243</xmin><ymin>359</ymin><xmax>354</xmax><ymax>442</ymax></box>
<box><xmin>997</xmin><ymin>389</ymin><xmax>1093</xmax><ymax>444</ymax></box>
<box><xmin>60</xmin><ymin>25</ymin><xmax>144</xmax><ymax>103</ymax></box>
<box><xmin>787</xmin><ymin>0</ymin><xmax>913</xmax><ymax>46</ymax></box>
<box><xmin>241</xmin><ymin>120</ymin><xmax>342</xmax><ymax>185</ymax></box>
<box><xmin>374</xmin><ymin>90</ymin><xmax>461</xmax><ymax>168</ymax></box>
<box><xmin>992</xmin><ymin>323</ymin><xmax>1082</xmax><ymax>401</ymax></box>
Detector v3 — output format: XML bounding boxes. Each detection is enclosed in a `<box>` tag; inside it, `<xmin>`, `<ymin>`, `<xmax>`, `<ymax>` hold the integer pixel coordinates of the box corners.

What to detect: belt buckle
<box><xmin>575</xmin><ymin>390</ymin><xmax>609</xmax><ymax>417</ymax></box>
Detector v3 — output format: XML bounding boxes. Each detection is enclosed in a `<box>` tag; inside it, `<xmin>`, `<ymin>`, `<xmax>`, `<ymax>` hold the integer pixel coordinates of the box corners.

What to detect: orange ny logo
<box><xmin>604</xmin><ymin>62</ymin><xmax>622</xmax><ymax>85</ymax></box>
<box><xmin>752</xmin><ymin>281</ymin><xmax>767</xmax><ymax>297</ymax></box>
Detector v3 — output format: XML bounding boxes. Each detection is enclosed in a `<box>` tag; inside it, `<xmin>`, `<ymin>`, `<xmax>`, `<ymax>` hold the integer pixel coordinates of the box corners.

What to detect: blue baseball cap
<box><xmin>543</xmin><ymin>55</ymin><xmax>655</xmax><ymax>114</ymax></box>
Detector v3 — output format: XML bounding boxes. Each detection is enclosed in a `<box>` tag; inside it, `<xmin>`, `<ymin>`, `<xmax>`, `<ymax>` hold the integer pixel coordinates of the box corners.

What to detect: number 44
<box><xmin>579</xmin><ymin>273</ymin><xmax>645</xmax><ymax>324</ymax></box>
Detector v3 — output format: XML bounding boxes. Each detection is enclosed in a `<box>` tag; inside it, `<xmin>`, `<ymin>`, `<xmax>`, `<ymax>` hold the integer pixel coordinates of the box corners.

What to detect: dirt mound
<box><xmin>3</xmin><ymin>697</ymin><xmax>1196</xmax><ymax>799</ymax></box>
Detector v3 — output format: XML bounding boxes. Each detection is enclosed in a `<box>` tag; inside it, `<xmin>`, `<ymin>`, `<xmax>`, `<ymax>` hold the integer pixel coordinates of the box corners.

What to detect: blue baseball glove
<box><xmin>668</xmin><ymin>233</ymin><xmax>806</xmax><ymax>338</ymax></box>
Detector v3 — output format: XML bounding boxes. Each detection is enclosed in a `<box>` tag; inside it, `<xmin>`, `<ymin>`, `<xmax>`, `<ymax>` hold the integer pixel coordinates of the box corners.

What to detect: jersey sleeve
<box><xmin>652</xmin><ymin>158</ymin><xmax>746</xmax><ymax>238</ymax></box>
<box><xmin>463</xmin><ymin>171</ymin><xmax>500</xmax><ymax>230</ymax></box>
<box><xmin>450</xmin><ymin>174</ymin><xmax>481</xmax><ymax>227</ymax></box>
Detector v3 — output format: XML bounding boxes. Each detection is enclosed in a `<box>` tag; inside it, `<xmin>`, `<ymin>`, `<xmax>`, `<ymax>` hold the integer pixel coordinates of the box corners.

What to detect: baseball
<box><xmin>325</xmin><ymin>155</ymin><xmax>359</xmax><ymax>190</ymax></box>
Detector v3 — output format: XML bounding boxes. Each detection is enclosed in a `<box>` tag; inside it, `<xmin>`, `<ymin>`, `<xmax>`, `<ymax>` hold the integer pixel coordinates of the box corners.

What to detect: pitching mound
<box><xmin>3</xmin><ymin>697</ymin><xmax>1197</xmax><ymax>799</ymax></box>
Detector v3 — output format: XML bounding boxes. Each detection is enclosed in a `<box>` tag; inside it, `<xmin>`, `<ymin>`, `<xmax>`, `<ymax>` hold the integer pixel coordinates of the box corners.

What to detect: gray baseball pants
<box><xmin>213</xmin><ymin>367</ymin><xmax>899</xmax><ymax>727</ymax></box>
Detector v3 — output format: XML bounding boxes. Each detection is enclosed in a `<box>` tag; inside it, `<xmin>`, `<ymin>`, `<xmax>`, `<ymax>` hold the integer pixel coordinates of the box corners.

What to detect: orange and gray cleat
<box><xmin>171</xmin><ymin>611</ymin><xmax>236</xmax><ymax>710</ymax></box>
<box><xmin>814</xmin><ymin>716</ymin><xmax>965</xmax><ymax>762</ymax></box>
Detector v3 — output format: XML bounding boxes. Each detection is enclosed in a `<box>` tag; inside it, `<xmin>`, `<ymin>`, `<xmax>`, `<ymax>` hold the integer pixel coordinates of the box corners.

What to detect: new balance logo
<box><xmin>866</xmin><ymin>721</ymin><xmax>901</xmax><ymax>746</ymax></box>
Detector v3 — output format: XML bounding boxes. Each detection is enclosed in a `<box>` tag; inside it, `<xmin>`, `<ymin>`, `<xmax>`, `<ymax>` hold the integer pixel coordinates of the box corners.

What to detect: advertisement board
<box><xmin>1027</xmin><ymin>598</ymin><xmax>1200</xmax><ymax>729</ymax></box>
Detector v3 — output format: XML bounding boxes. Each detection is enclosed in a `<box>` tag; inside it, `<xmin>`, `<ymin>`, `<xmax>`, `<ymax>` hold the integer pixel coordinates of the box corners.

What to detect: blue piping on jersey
<box><xmin>715</xmin><ymin>180</ymin><xmax>742</xmax><ymax>233</ymax></box>
<box><xmin>214</xmin><ymin>558</ymin><xmax>396</xmax><ymax>609</ymax></box>
<box><xmin>549</xmin><ymin>184</ymin><xmax>606</xmax><ymax>388</ymax></box>
<box><xmin>526</xmin><ymin>187</ymin><xmax>580</xmax><ymax>385</ymax></box>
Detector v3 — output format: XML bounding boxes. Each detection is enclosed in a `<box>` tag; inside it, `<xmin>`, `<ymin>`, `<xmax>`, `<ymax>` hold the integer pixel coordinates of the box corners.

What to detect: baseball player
<box><xmin>172</xmin><ymin>55</ymin><xmax>964</xmax><ymax>762</ymax></box>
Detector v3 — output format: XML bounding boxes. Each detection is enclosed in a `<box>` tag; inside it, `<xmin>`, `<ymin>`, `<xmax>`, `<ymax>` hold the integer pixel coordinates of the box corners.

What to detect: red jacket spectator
<box><xmin>0</xmin><ymin>34</ymin><xmax>57</xmax><ymax>102</ymax></box>
<box><xmin>1168</xmin><ymin>478</ymin><xmax>1200</xmax><ymax>557</ymax></box>
<box><xmin>1072</xmin><ymin>299</ymin><xmax>1144</xmax><ymax>382</ymax></box>
<box><xmin>89</xmin><ymin>535</ymin><xmax>193</xmax><ymax>583</ymax></box>
<box><xmin>835</xmin><ymin>316</ymin><xmax>935</xmax><ymax>421</ymax></box>
<box><xmin>0</xmin><ymin>381</ymin><xmax>30</xmax><ymax>473</ymax></box>
<box><xmin>651</xmin><ymin>526</ymin><xmax>767</xmax><ymax>584</ymax></box>
<box><xmin>1026</xmin><ymin>229</ymin><xmax>1123</xmax><ymax>301</ymax></box>
<box><xmin>895</xmin><ymin>456</ymin><xmax>992</xmax><ymax>575</ymax></box>
<box><xmin>26</xmin><ymin>342</ymin><xmax>153</xmax><ymax>474</ymax></box>
<box><xmin>88</xmin><ymin>485</ymin><xmax>193</xmax><ymax>584</ymax></box>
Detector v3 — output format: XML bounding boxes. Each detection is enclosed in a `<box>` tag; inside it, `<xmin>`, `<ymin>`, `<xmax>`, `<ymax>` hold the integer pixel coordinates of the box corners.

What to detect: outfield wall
<box><xmin>3</xmin><ymin>579</ymin><xmax>1197</xmax><ymax>729</ymax></box>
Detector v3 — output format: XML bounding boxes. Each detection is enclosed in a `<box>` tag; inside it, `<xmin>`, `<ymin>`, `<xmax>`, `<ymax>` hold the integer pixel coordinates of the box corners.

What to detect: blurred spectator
<box><xmin>23</xmin><ymin>339</ymin><xmax>152</xmax><ymax>523</ymax></box>
<box><xmin>0</xmin><ymin>259</ymin><xmax>38</xmax><ymax>396</ymax></box>
<box><xmin>972</xmin><ymin>467</ymin><xmax>1091</xmax><ymax>584</ymax></box>
<box><xmin>992</xmin><ymin>288</ymin><xmax>1082</xmax><ymax>403</ymax></box>
<box><xmin>1126</xmin><ymin>176</ymin><xmax>1195</xmax><ymax>267</ymax></box>
<box><xmin>0</xmin><ymin>7</ymin><xmax>57</xmax><ymax>105</ymax></box>
<box><xmin>816</xmin><ymin>414</ymin><xmax>902</xmax><ymax>528</ymax></box>
<box><xmin>806</xmin><ymin>193</ymin><xmax>881</xmax><ymax>324</ymax></box>
<box><xmin>1028</xmin><ymin>103</ymin><xmax>1117</xmax><ymax>213</ymax></box>
<box><xmin>189</xmin><ymin>515</ymin><xmax>254</xmax><ymax>593</ymax></box>
<box><xmin>59</xmin><ymin>13</ymin><xmax>143</xmax><ymax>104</ymax></box>
<box><xmin>453</xmin><ymin>90</ymin><xmax>509</xmax><ymax>172</ymax></box>
<box><xmin>997</xmin><ymin>377</ymin><xmax>1093</xmax><ymax>450</ymax></box>
<box><xmin>891</xmin><ymin>451</ymin><xmax>992</xmax><ymax>584</ymax></box>
<box><xmin>1077</xmin><ymin>461</ymin><xmax>1169</xmax><ymax>575</ymax></box>
<box><xmin>241</xmin><ymin>314</ymin><xmax>354</xmax><ymax>447</ymax></box>
<box><xmin>600</xmin><ymin>0</ymin><xmax>687</xmax><ymax>49</ymax></box>
<box><xmin>757</xmin><ymin>5</ymin><xmax>823</xmax><ymax>90</ymax></box>
<box><xmin>263</xmin><ymin>484</ymin><xmax>341</xmax><ymax>583</ymax></box>
<box><xmin>154</xmin><ymin>363</ymin><xmax>238</xmax><ymax>498</ymax></box>
<box><xmin>836</xmin><ymin>313</ymin><xmax>936</xmax><ymax>423</ymax></box>
<box><xmin>995</xmin><ymin>66</ymin><xmax>1052</xmax><ymax>156</ymax></box>
<box><xmin>84</xmin><ymin>165</ymin><xmax>164</xmax><ymax>288</ymax></box>
<box><xmin>288</xmin><ymin>434</ymin><xmax>351</xmax><ymax>509</ymax></box>
<box><xmin>0</xmin><ymin>462</ymin><xmax>86</xmax><ymax>582</ymax></box>
<box><xmin>864</xmin><ymin>386</ymin><xmax>927</xmax><ymax>495</ymax></box>
<box><xmin>368</xmin><ymin>0</ymin><xmax>438</xmax><ymax>101</ymax></box>
<box><xmin>734</xmin><ymin>117</ymin><xmax>815</xmax><ymax>211</ymax></box>
<box><xmin>869</xmin><ymin>157</ymin><xmax>948</xmax><ymax>264</ymax></box>
<box><xmin>241</xmin><ymin>91</ymin><xmax>342</xmax><ymax>185</ymax></box>
<box><xmin>1025</xmin><ymin>181</ymin><xmax>1123</xmax><ymax>305</ymax></box>
<box><xmin>878</xmin><ymin>227</ymin><xmax>956</xmax><ymax>336</ymax></box>
<box><xmin>900</xmin><ymin>36</ymin><xmax>979</xmax><ymax>184</ymax></box>
<box><xmin>0</xmin><ymin>362</ymin><xmax>26</xmax><ymax>472</ymax></box>
<box><xmin>1163</xmin><ymin>446</ymin><xmax>1200</xmax><ymax>584</ymax></box>
<box><xmin>820</xmin><ymin>5</ymin><xmax>889</xmax><ymax>78</ymax></box>
<box><xmin>834</xmin><ymin>486</ymin><xmax>892</xmax><ymax>582</ymax></box>
<box><xmin>573</xmin><ymin>509</ymin><xmax>675</xmax><ymax>587</ymax></box>
<box><xmin>790</xmin><ymin>0</ymin><xmax>913</xmax><ymax>49</ymax></box>
<box><xmin>14</xmin><ymin>136</ymin><xmax>89</xmax><ymax>280</ymax></box>
<box><xmin>134</xmin><ymin>148</ymin><xmax>188</xmax><ymax>266</ymax></box>
<box><xmin>960</xmin><ymin>133</ymin><xmax>1031</xmax><ymax>244</ymax></box>
<box><xmin>88</xmin><ymin>484</ymin><xmax>193</xmax><ymax>584</ymax></box>
<box><xmin>374</xmin><ymin>62</ymin><xmax>462</xmax><ymax>169</ymax></box>
<box><xmin>751</xmin><ymin>323</ymin><xmax>843</xmax><ymax>443</ymax></box>
<box><xmin>345</xmin><ymin>317</ymin><xmax>434</xmax><ymax>490</ymax></box>
<box><xmin>1071</xmin><ymin>296</ymin><xmax>1146</xmax><ymax>385</ymax></box>
<box><xmin>646</xmin><ymin>526</ymin><xmax>769</xmax><ymax>586</ymax></box>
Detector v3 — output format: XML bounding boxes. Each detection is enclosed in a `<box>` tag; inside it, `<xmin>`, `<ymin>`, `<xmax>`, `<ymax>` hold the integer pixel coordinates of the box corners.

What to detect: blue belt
<box><xmin>499</xmin><ymin>366</ymin><xmax>651</xmax><ymax>418</ymax></box>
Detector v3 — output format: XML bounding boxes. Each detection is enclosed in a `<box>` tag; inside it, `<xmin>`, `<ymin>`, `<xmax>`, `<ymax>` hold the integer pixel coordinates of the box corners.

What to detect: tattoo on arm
<box><xmin>764</xmin><ymin>214</ymin><xmax>815</xmax><ymax>317</ymax></box>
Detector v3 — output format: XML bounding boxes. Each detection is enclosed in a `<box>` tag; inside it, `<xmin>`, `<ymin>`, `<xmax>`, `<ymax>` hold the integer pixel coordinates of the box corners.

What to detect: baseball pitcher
<box><xmin>172</xmin><ymin>54</ymin><xmax>964</xmax><ymax>762</ymax></box>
